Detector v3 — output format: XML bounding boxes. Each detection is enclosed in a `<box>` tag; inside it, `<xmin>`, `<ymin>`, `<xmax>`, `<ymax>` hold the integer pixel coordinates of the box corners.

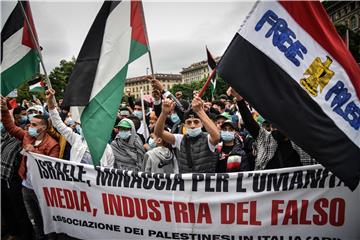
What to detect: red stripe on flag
<box><xmin>131</xmin><ymin>0</ymin><xmax>148</xmax><ymax>46</ymax></box>
<box><xmin>280</xmin><ymin>1</ymin><xmax>360</xmax><ymax>98</ymax></box>
<box><xmin>21</xmin><ymin>1</ymin><xmax>38</xmax><ymax>49</ymax></box>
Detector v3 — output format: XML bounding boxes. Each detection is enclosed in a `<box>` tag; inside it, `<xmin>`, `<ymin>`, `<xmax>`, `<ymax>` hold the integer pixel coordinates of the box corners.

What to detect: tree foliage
<box><xmin>48</xmin><ymin>57</ymin><xmax>76</xmax><ymax>100</ymax></box>
<box><xmin>16</xmin><ymin>57</ymin><xmax>76</xmax><ymax>102</ymax></box>
<box><xmin>169</xmin><ymin>74</ymin><xmax>229</xmax><ymax>101</ymax></box>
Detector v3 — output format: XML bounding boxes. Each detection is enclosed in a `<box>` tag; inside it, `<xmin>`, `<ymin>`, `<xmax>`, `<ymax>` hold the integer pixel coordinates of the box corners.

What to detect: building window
<box><xmin>340</xmin><ymin>8</ymin><xmax>346</xmax><ymax>17</ymax></box>
<box><xmin>350</xmin><ymin>16</ymin><xmax>358</xmax><ymax>29</ymax></box>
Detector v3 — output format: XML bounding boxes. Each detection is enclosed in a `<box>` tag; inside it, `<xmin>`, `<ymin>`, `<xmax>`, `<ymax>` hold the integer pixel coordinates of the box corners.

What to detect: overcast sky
<box><xmin>1</xmin><ymin>1</ymin><xmax>254</xmax><ymax>77</ymax></box>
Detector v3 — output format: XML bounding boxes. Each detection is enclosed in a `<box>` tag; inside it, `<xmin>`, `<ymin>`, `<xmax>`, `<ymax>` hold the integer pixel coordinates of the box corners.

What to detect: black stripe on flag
<box><xmin>1</xmin><ymin>1</ymin><xmax>26</xmax><ymax>63</ymax></box>
<box><xmin>63</xmin><ymin>1</ymin><xmax>120</xmax><ymax>107</ymax></box>
<box><xmin>27</xmin><ymin>75</ymin><xmax>42</xmax><ymax>85</ymax></box>
<box><xmin>207</xmin><ymin>47</ymin><xmax>216</xmax><ymax>70</ymax></box>
<box><xmin>218</xmin><ymin>34</ymin><xmax>360</xmax><ymax>190</ymax></box>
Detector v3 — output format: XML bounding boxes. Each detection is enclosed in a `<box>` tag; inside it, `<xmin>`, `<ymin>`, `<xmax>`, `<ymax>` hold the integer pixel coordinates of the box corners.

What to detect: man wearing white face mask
<box><xmin>1</xmin><ymin>96</ymin><xmax>59</xmax><ymax>240</ymax></box>
<box><xmin>155</xmin><ymin>97</ymin><xmax>220</xmax><ymax>173</ymax></box>
<box><xmin>216</xmin><ymin>120</ymin><xmax>251</xmax><ymax>172</ymax></box>
<box><xmin>111</xmin><ymin>118</ymin><xmax>145</xmax><ymax>171</ymax></box>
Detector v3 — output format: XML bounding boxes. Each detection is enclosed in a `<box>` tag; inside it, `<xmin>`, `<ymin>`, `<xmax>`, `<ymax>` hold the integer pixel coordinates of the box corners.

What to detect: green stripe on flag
<box><xmin>81</xmin><ymin>65</ymin><xmax>129</xmax><ymax>165</ymax></box>
<box><xmin>1</xmin><ymin>49</ymin><xmax>39</xmax><ymax>96</ymax></box>
<box><xmin>129</xmin><ymin>39</ymin><xmax>148</xmax><ymax>64</ymax></box>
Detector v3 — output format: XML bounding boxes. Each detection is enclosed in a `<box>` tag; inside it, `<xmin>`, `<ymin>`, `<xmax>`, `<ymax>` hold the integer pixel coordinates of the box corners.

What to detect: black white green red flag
<box><xmin>206</xmin><ymin>46</ymin><xmax>217</xmax><ymax>98</ymax></box>
<box><xmin>63</xmin><ymin>0</ymin><xmax>149</xmax><ymax>165</ymax></box>
<box><xmin>1</xmin><ymin>1</ymin><xmax>40</xmax><ymax>96</ymax></box>
<box><xmin>218</xmin><ymin>1</ymin><xmax>360</xmax><ymax>190</ymax></box>
<box><xmin>28</xmin><ymin>76</ymin><xmax>45</xmax><ymax>93</ymax></box>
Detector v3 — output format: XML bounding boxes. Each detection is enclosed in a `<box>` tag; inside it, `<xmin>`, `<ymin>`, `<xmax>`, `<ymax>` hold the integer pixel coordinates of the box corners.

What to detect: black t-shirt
<box><xmin>216</xmin><ymin>145</ymin><xmax>233</xmax><ymax>173</ymax></box>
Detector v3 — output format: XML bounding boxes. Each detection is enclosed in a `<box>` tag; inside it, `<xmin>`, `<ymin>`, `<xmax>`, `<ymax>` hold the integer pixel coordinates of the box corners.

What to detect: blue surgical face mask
<box><xmin>186</xmin><ymin>127</ymin><xmax>202</xmax><ymax>137</ymax></box>
<box><xmin>20</xmin><ymin>115</ymin><xmax>28</xmax><ymax>124</ymax></box>
<box><xmin>28</xmin><ymin>127</ymin><xmax>39</xmax><ymax>137</ymax></box>
<box><xmin>67</xmin><ymin>119</ymin><xmax>75</xmax><ymax>126</ymax></box>
<box><xmin>133</xmin><ymin>111</ymin><xmax>143</xmax><ymax>120</ymax></box>
<box><xmin>0</xmin><ymin>122</ymin><xmax>4</xmax><ymax>132</ymax></box>
<box><xmin>75</xmin><ymin>125</ymin><xmax>83</xmax><ymax>136</ymax></box>
<box><xmin>170</xmin><ymin>113</ymin><xmax>180</xmax><ymax>124</ymax></box>
<box><xmin>221</xmin><ymin>131</ymin><xmax>235</xmax><ymax>142</ymax></box>
<box><xmin>28</xmin><ymin>113</ymin><xmax>36</xmax><ymax>121</ymax></box>
<box><xmin>148</xmin><ymin>138</ymin><xmax>157</xmax><ymax>149</ymax></box>
<box><xmin>119</xmin><ymin>130</ymin><xmax>131</xmax><ymax>140</ymax></box>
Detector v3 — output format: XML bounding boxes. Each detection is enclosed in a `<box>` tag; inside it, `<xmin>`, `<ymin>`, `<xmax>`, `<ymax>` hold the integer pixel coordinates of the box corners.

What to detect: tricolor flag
<box><xmin>63</xmin><ymin>0</ymin><xmax>149</xmax><ymax>165</ymax></box>
<box><xmin>1</xmin><ymin>1</ymin><xmax>40</xmax><ymax>96</ymax></box>
<box><xmin>206</xmin><ymin>46</ymin><xmax>217</xmax><ymax>97</ymax></box>
<box><xmin>28</xmin><ymin>77</ymin><xmax>45</xmax><ymax>93</ymax></box>
<box><xmin>218</xmin><ymin>1</ymin><xmax>360</xmax><ymax>190</ymax></box>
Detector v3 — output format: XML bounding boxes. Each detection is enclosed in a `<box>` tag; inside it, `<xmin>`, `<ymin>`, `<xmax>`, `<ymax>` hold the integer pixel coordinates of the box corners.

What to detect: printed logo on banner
<box><xmin>300</xmin><ymin>56</ymin><xmax>334</xmax><ymax>97</ymax></box>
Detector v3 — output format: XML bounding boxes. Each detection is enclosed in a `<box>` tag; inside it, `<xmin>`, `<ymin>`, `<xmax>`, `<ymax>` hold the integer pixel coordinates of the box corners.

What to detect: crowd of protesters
<box><xmin>0</xmin><ymin>77</ymin><xmax>316</xmax><ymax>240</ymax></box>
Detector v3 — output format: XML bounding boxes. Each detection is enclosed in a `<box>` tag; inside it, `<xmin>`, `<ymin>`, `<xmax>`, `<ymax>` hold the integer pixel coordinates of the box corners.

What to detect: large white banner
<box><xmin>27</xmin><ymin>153</ymin><xmax>360</xmax><ymax>240</ymax></box>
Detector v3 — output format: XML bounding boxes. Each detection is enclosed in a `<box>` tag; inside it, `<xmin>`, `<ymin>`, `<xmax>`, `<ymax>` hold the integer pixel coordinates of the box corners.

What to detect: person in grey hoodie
<box><xmin>142</xmin><ymin>132</ymin><xmax>178</xmax><ymax>173</ymax></box>
<box><xmin>111</xmin><ymin>118</ymin><xmax>145</xmax><ymax>171</ymax></box>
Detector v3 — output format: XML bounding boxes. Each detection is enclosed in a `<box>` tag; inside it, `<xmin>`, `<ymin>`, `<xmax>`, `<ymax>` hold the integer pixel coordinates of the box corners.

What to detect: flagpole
<box><xmin>346</xmin><ymin>29</ymin><xmax>349</xmax><ymax>50</ymax></box>
<box><xmin>140</xmin><ymin>89</ymin><xmax>149</xmax><ymax>140</ymax></box>
<box><xmin>140</xmin><ymin>1</ymin><xmax>155</xmax><ymax>79</ymax></box>
<box><xmin>19</xmin><ymin>2</ymin><xmax>54</xmax><ymax>93</ymax></box>
<box><xmin>198</xmin><ymin>68</ymin><xmax>216</xmax><ymax>98</ymax></box>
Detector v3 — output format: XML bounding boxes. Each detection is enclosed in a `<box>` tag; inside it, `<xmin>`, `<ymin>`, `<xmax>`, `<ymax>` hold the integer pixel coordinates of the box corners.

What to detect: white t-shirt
<box><xmin>172</xmin><ymin>134</ymin><xmax>216</xmax><ymax>152</ymax></box>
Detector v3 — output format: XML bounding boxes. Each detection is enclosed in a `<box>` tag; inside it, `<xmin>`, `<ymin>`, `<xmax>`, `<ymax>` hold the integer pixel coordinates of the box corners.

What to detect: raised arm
<box><xmin>154</xmin><ymin>99</ymin><xmax>176</xmax><ymax>145</ymax></box>
<box><xmin>0</xmin><ymin>96</ymin><xmax>26</xmax><ymax>140</ymax></box>
<box><xmin>46</xmin><ymin>89</ymin><xmax>80</xmax><ymax>145</ymax></box>
<box><xmin>228</xmin><ymin>87</ymin><xmax>260</xmax><ymax>138</ymax></box>
<box><xmin>192</xmin><ymin>97</ymin><xmax>220</xmax><ymax>146</ymax></box>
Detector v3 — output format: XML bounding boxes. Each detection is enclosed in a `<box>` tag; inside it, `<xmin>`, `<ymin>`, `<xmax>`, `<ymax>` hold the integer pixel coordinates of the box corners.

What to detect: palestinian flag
<box><xmin>1</xmin><ymin>1</ymin><xmax>40</xmax><ymax>96</ymax></box>
<box><xmin>63</xmin><ymin>0</ymin><xmax>149</xmax><ymax>165</ymax></box>
<box><xmin>206</xmin><ymin>46</ymin><xmax>217</xmax><ymax>97</ymax></box>
<box><xmin>218</xmin><ymin>1</ymin><xmax>360</xmax><ymax>190</ymax></box>
<box><xmin>28</xmin><ymin>77</ymin><xmax>45</xmax><ymax>93</ymax></box>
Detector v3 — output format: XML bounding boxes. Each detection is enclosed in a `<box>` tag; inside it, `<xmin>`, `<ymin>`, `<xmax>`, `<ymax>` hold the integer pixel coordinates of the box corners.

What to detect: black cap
<box><xmin>184</xmin><ymin>109</ymin><xmax>199</xmax><ymax>120</ymax></box>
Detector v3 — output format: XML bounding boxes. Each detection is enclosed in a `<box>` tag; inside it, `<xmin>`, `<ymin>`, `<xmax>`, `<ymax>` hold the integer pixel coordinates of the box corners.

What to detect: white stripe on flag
<box><xmin>89</xmin><ymin>2</ymin><xmax>131</xmax><ymax>101</ymax></box>
<box><xmin>238</xmin><ymin>1</ymin><xmax>360</xmax><ymax>147</ymax></box>
<box><xmin>70</xmin><ymin>106</ymin><xmax>84</xmax><ymax>124</ymax></box>
<box><xmin>29</xmin><ymin>82</ymin><xmax>41</xmax><ymax>90</ymax></box>
<box><xmin>1</xmin><ymin>28</ymin><xmax>31</xmax><ymax>72</ymax></box>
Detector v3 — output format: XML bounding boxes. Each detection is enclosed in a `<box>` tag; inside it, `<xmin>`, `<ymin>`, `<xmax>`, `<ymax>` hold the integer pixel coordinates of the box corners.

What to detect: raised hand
<box><xmin>148</xmin><ymin>77</ymin><xmax>164</xmax><ymax>92</ymax></box>
<box><xmin>227</xmin><ymin>87</ymin><xmax>243</xmax><ymax>101</ymax></box>
<box><xmin>191</xmin><ymin>96</ymin><xmax>204</xmax><ymax>113</ymax></box>
<box><xmin>0</xmin><ymin>96</ymin><xmax>8</xmax><ymax>111</ymax></box>
<box><xmin>45</xmin><ymin>88</ymin><xmax>56</xmax><ymax>109</ymax></box>
<box><xmin>162</xmin><ymin>98</ymin><xmax>175</xmax><ymax>115</ymax></box>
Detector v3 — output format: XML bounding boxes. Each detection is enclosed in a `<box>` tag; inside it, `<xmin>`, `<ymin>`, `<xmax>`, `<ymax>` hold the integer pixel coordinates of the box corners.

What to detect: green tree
<box><xmin>16</xmin><ymin>57</ymin><xmax>76</xmax><ymax>103</ymax></box>
<box><xmin>16</xmin><ymin>74</ymin><xmax>45</xmax><ymax>103</ymax></box>
<box><xmin>16</xmin><ymin>81</ymin><xmax>32</xmax><ymax>103</ymax></box>
<box><xmin>48</xmin><ymin>57</ymin><xmax>76</xmax><ymax>100</ymax></box>
<box><xmin>169</xmin><ymin>74</ymin><xmax>229</xmax><ymax>101</ymax></box>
